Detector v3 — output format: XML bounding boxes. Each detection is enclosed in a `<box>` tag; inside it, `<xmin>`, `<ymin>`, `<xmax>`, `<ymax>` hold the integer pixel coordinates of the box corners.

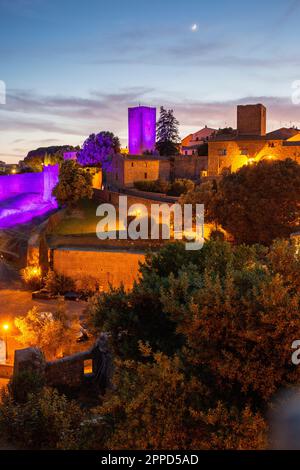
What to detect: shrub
<box><xmin>44</xmin><ymin>270</ymin><xmax>75</xmax><ymax>295</ymax></box>
<box><xmin>9</xmin><ymin>370</ymin><xmax>45</xmax><ymax>403</ymax></box>
<box><xmin>0</xmin><ymin>386</ymin><xmax>84</xmax><ymax>449</ymax></box>
<box><xmin>167</xmin><ymin>179</ymin><xmax>195</xmax><ymax>196</ymax></box>
<box><xmin>14</xmin><ymin>303</ymin><xmax>74</xmax><ymax>360</ymax></box>
<box><xmin>210</xmin><ymin>229</ymin><xmax>225</xmax><ymax>241</ymax></box>
<box><xmin>75</xmin><ymin>275</ymin><xmax>99</xmax><ymax>297</ymax></box>
<box><xmin>20</xmin><ymin>266</ymin><xmax>43</xmax><ymax>290</ymax></box>
<box><xmin>134</xmin><ymin>180</ymin><xmax>170</xmax><ymax>194</ymax></box>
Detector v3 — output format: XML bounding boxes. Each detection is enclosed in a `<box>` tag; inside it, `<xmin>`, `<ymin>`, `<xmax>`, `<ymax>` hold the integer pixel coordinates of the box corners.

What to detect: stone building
<box><xmin>208</xmin><ymin>104</ymin><xmax>300</xmax><ymax>176</ymax></box>
<box><xmin>106</xmin><ymin>153</ymin><xmax>207</xmax><ymax>189</ymax></box>
<box><xmin>181</xmin><ymin>126</ymin><xmax>216</xmax><ymax>155</ymax></box>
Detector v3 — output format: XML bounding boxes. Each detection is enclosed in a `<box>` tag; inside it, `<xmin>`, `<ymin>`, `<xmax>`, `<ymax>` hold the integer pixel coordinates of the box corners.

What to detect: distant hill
<box><xmin>26</xmin><ymin>145</ymin><xmax>79</xmax><ymax>159</ymax></box>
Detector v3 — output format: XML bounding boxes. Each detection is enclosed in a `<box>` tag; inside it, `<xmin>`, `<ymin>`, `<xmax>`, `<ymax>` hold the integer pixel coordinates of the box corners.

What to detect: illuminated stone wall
<box><xmin>128</xmin><ymin>106</ymin><xmax>156</xmax><ymax>155</ymax></box>
<box><xmin>107</xmin><ymin>153</ymin><xmax>207</xmax><ymax>188</ymax></box>
<box><xmin>53</xmin><ymin>248</ymin><xmax>145</xmax><ymax>291</ymax></box>
<box><xmin>0</xmin><ymin>165</ymin><xmax>59</xmax><ymax>229</ymax></box>
<box><xmin>208</xmin><ymin>139</ymin><xmax>300</xmax><ymax>176</ymax></box>
<box><xmin>0</xmin><ymin>165</ymin><xmax>59</xmax><ymax>202</ymax></box>
<box><xmin>0</xmin><ymin>171</ymin><xmax>44</xmax><ymax>201</ymax></box>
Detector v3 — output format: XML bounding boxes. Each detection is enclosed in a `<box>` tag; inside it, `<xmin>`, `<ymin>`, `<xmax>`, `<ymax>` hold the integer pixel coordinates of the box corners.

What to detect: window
<box><xmin>144</xmin><ymin>172</ymin><xmax>148</xmax><ymax>179</ymax></box>
<box><xmin>218</xmin><ymin>149</ymin><xmax>227</xmax><ymax>156</ymax></box>
<box><xmin>240</xmin><ymin>149</ymin><xmax>248</xmax><ymax>156</ymax></box>
<box><xmin>84</xmin><ymin>359</ymin><xmax>93</xmax><ymax>375</ymax></box>
<box><xmin>131</xmin><ymin>162</ymin><xmax>134</xmax><ymax>167</ymax></box>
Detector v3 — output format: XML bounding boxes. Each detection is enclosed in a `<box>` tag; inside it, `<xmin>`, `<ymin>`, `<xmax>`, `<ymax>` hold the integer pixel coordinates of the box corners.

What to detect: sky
<box><xmin>1</xmin><ymin>0</ymin><xmax>300</xmax><ymax>162</ymax></box>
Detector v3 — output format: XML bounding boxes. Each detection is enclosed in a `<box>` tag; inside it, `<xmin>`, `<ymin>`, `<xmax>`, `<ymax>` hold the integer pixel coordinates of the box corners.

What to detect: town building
<box><xmin>181</xmin><ymin>126</ymin><xmax>216</xmax><ymax>155</ymax></box>
<box><xmin>208</xmin><ymin>104</ymin><xmax>300</xmax><ymax>176</ymax></box>
<box><xmin>106</xmin><ymin>152</ymin><xmax>208</xmax><ymax>189</ymax></box>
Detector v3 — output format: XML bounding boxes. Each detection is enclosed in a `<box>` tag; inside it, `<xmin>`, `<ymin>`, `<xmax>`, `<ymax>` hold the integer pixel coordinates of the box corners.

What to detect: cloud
<box><xmin>2</xmin><ymin>88</ymin><xmax>300</xmax><ymax>162</ymax></box>
<box><xmin>0</xmin><ymin>113</ymin><xmax>81</xmax><ymax>135</ymax></box>
<box><xmin>4</xmin><ymin>87</ymin><xmax>155</xmax><ymax>120</ymax></box>
<box><xmin>170</xmin><ymin>96</ymin><xmax>300</xmax><ymax>132</ymax></box>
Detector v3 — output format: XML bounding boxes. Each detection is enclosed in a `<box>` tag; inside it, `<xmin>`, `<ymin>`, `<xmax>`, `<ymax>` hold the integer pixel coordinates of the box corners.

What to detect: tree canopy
<box><xmin>156</xmin><ymin>106</ymin><xmax>180</xmax><ymax>156</ymax></box>
<box><xmin>52</xmin><ymin>159</ymin><xmax>93</xmax><ymax>207</ymax></box>
<box><xmin>182</xmin><ymin>159</ymin><xmax>300</xmax><ymax>245</ymax></box>
<box><xmin>88</xmin><ymin>239</ymin><xmax>300</xmax><ymax>449</ymax></box>
<box><xmin>77</xmin><ymin>131</ymin><xmax>120</xmax><ymax>170</ymax></box>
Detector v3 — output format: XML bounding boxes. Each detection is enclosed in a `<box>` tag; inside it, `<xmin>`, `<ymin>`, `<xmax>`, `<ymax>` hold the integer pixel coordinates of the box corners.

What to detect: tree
<box><xmin>156</xmin><ymin>106</ymin><xmax>180</xmax><ymax>156</ymax></box>
<box><xmin>211</xmin><ymin>159</ymin><xmax>300</xmax><ymax>245</ymax></box>
<box><xmin>14</xmin><ymin>301</ymin><xmax>74</xmax><ymax>360</ymax></box>
<box><xmin>0</xmin><ymin>386</ymin><xmax>84</xmax><ymax>449</ymax></box>
<box><xmin>77</xmin><ymin>131</ymin><xmax>120</xmax><ymax>170</ymax></box>
<box><xmin>99</xmin><ymin>348</ymin><xmax>267</xmax><ymax>450</ymax></box>
<box><xmin>182</xmin><ymin>159</ymin><xmax>300</xmax><ymax>245</ymax></box>
<box><xmin>52</xmin><ymin>159</ymin><xmax>93</xmax><ymax>207</ymax></box>
<box><xmin>23</xmin><ymin>146</ymin><xmax>78</xmax><ymax>172</ymax></box>
<box><xmin>88</xmin><ymin>239</ymin><xmax>300</xmax><ymax>449</ymax></box>
<box><xmin>179</xmin><ymin>179</ymin><xmax>220</xmax><ymax>225</ymax></box>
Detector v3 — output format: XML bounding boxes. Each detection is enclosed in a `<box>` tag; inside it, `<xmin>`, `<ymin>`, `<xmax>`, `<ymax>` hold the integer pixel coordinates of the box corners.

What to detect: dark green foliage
<box><xmin>156</xmin><ymin>106</ymin><xmax>180</xmax><ymax>156</ymax></box>
<box><xmin>52</xmin><ymin>160</ymin><xmax>93</xmax><ymax>207</ymax></box>
<box><xmin>44</xmin><ymin>270</ymin><xmax>75</xmax><ymax>295</ymax></box>
<box><xmin>134</xmin><ymin>178</ymin><xmax>194</xmax><ymax>196</ymax></box>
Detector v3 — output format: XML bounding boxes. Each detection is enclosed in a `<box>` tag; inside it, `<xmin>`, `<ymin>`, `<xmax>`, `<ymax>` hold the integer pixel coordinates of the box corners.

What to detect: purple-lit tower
<box><xmin>128</xmin><ymin>106</ymin><xmax>156</xmax><ymax>155</ymax></box>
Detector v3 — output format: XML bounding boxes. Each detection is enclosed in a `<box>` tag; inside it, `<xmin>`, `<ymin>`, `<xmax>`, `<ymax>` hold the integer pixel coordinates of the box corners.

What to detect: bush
<box><xmin>9</xmin><ymin>370</ymin><xmax>45</xmax><ymax>403</ymax></box>
<box><xmin>20</xmin><ymin>266</ymin><xmax>43</xmax><ymax>290</ymax></box>
<box><xmin>14</xmin><ymin>303</ymin><xmax>74</xmax><ymax>360</ymax></box>
<box><xmin>134</xmin><ymin>179</ymin><xmax>195</xmax><ymax>197</ymax></box>
<box><xmin>134</xmin><ymin>180</ymin><xmax>170</xmax><ymax>194</ymax></box>
<box><xmin>75</xmin><ymin>275</ymin><xmax>99</xmax><ymax>297</ymax></box>
<box><xmin>167</xmin><ymin>179</ymin><xmax>195</xmax><ymax>196</ymax></box>
<box><xmin>44</xmin><ymin>270</ymin><xmax>75</xmax><ymax>295</ymax></box>
<box><xmin>0</xmin><ymin>386</ymin><xmax>85</xmax><ymax>449</ymax></box>
<box><xmin>210</xmin><ymin>229</ymin><xmax>225</xmax><ymax>241</ymax></box>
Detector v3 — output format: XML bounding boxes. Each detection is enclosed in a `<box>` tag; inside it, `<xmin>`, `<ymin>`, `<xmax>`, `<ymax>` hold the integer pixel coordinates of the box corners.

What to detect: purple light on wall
<box><xmin>0</xmin><ymin>165</ymin><xmax>59</xmax><ymax>229</ymax></box>
<box><xmin>128</xmin><ymin>106</ymin><xmax>156</xmax><ymax>155</ymax></box>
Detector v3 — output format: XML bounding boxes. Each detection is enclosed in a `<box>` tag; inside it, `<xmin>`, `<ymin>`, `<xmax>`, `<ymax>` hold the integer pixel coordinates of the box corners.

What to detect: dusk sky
<box><xmin>1</xmin><ymin>0</ymin><xmax>300</xmax><ymax>162</ymax></box>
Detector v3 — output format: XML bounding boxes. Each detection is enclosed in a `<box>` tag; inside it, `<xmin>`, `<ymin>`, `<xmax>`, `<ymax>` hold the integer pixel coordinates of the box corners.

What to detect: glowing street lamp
<box><xmin>2</xmin><ymin>323</ymin><xmax>9</xmax><ymax>362</ymax></box>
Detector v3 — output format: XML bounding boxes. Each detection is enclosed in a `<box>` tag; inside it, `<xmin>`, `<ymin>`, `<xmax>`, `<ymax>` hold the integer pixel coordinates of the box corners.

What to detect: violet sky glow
<box><xmin>1</xmin><ymin>0</ymin><xmax>300</xmax><ymax>162</ymax></box>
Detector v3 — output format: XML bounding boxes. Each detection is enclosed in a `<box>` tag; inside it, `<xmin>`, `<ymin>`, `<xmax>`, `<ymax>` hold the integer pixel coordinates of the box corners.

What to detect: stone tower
<box><xmin>128</xmin><ymin>106</ymin><xmax>156</xmax><ymax>155</ymax></box>
<box><xmin>237</xmin><ymin>104</ymin><xmax>266</xmax><ymax>136</ymax></box>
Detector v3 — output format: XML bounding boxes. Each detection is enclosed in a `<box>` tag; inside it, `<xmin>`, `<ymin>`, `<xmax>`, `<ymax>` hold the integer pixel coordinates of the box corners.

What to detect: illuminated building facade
<box><xmin>208</xmin><ymin>104</ymin><xmax>300</xmax><ymax>176</ymax></box>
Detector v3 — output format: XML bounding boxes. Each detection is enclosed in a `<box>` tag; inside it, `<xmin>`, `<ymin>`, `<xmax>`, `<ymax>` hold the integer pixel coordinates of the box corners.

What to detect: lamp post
<box><xmin>2</xmin><ymin>324</ymin><xmax>9</xmax><ymax>362</ymax></box>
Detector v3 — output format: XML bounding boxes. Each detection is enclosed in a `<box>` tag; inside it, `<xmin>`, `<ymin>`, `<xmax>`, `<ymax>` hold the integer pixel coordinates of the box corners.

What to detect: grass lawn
<box><xmin>53</xmin><ymin>199</ymin><xmax>100</xmax><ymax>236</ymax></box>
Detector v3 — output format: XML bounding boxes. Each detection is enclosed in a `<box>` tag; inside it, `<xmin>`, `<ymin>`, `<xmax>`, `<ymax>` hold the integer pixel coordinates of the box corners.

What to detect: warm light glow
<box><xmin>11</xmin><ymin>169</ymin><xmax>16</xmax><ymax>174</ymax></box>
<box><xmin>2</xmin><ymin>323</ymin><xmax>9</xmax><ymax>332</ymax></box>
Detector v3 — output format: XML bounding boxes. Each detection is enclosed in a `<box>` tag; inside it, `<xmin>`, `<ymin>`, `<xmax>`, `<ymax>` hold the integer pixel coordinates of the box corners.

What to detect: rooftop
<box><xmin>210</xmin><ymin>127</ymin><xmax>300</xmax><ymax>143</ymax></box>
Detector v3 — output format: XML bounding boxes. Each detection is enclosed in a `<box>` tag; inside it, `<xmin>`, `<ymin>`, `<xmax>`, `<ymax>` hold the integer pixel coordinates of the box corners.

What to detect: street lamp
<box><xmin>2</xmin><ymin>323</ymin><xmax>9</xmax><ymax>362</ymax></box>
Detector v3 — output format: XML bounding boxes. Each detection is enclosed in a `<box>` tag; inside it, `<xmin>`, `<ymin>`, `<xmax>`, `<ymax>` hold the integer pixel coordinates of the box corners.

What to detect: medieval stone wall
<box><xmin>52</xmin><ymin>248</ymin><xmax>145</xmax><ymax>291</ymax></box>
<box><xmin>208</xmin><ymin>139</ymin><xmax>300</xmax><ymax>176</ymax></box>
